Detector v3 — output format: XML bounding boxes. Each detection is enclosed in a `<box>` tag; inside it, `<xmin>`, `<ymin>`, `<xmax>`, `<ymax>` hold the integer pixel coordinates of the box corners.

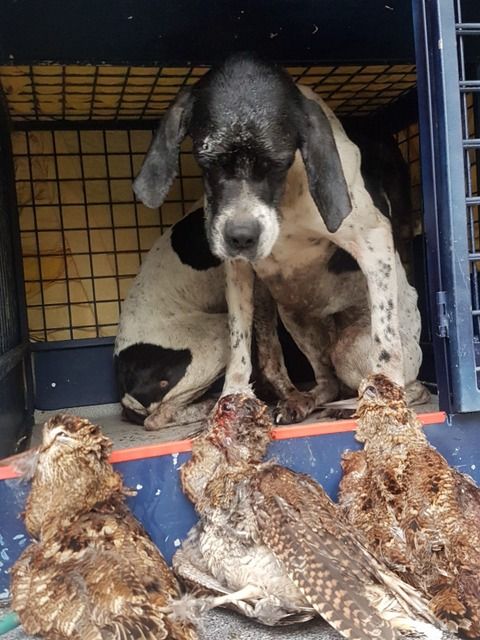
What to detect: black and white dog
<box><xmin>114</xmin><ymin>203</ymin><xmax>228</xmax><ymax>429</ymax></box>
<box><xmin>117</xmin><ymin>54</ymin><xmax>428</xmax><ymax>428</ymax></box>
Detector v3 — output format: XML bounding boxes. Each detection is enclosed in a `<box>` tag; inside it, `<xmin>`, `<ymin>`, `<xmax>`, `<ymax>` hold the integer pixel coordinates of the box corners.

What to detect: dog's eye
<box><xmin>256</xmin><ymin>159</ymin><xmax>271</xmax><ymax>173</ymax></box>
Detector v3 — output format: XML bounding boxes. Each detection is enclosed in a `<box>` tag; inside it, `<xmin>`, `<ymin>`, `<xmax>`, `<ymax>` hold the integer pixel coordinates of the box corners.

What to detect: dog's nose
<box><xmin>225</xmin><ymin>220</ymin><xmax>261</xmax><ymax>252</ymax></box>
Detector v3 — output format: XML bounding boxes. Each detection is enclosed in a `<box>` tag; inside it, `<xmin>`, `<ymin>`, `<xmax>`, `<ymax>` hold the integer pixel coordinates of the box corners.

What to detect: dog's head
<box><xmin>134</xmin><ymin>54</ymin><xmax>351</xmax><ymax>262</ymax></box>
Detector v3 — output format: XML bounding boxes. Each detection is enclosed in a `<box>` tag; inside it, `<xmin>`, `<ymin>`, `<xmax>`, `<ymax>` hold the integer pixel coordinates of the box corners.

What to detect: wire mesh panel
<box><xmin>0</xmin><ymin>61</ymin><xmax>433</xmax><ymax>408</ymax></box>
<box><xmin>457</xmin><ymin>1</ymin><xmax>480</xmax><ymax>392</ymax></box>
<box><xmin>14</xmin><ymin>130</ymin><xmax>202</xmax><ymax>341</ymax></box>
<box><xmin>396</xmin><ymin>124</ymin><xmax>423</xmax><ymax>277</ymax></box>
<box><xmin>0</xmin><ymin>64</ymin><xmax>416</xmax><ymax>121</ymax></box>
<box><xmin>1</xmin><ymin>63</ymin><xmax>424</xmax><ymax>345</ymax></box>
<box><xmin>456</xmin><ymin>12</ymin><xmax>480</xmax><ymax>345</ymax></box>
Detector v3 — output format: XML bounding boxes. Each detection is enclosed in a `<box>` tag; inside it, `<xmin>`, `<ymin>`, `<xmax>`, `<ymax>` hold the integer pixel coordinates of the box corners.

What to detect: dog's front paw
<box><xmin>143</xmin><ymin>411</ymin><xmax>173</xmax><ymax>431</ymax></box>
<box><xmin>273</xmin><ymin>391</ymin><xmax>315</xmax><ymax>425</ymax></box>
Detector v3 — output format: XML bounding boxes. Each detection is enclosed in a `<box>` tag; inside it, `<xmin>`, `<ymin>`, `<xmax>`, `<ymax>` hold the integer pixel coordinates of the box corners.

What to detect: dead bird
<box><xmin>173</xmin><ymin>392</ymin><xmax>449</xmax><ymax>640</ymax></box>
<box><xmin>339</xmin><ymin>373</ymin><xmax>480</xmax><ymax>637</ymax></box>
<box><xmin>8</xmin><ymin>414</ymin><xmax>199</xmax><ymax>640</ymax></box>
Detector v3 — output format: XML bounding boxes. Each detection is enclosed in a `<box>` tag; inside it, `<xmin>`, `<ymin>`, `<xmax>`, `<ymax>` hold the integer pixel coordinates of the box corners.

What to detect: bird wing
<box><xmin>71</xmin><ymin>501</ymin><xmax>182</xmax><ymax>601</ymax></box>
<box><xmin>406</xmin><ymin>449</ymin><xmax>480</xmax><ymax>634</ymax></box>
<box><xmin>453</xmin><ymin>467</ymin><xmax>480</xmax><ymax>520</ymax></box>
<box><xmin>11</xmin><ymin>543</ymin><xmax>97</xmax><ymax>639</ymax></box>
<box><xmin>16</xmin><ymin>504</ymin><xmax>199</xmax><ymax>640</ymax></box>
<box><xmin>11</xmin><ymin>540</ymin><xmax>175</xmax><ymax>640</ymax></box>
<box><xmin>251</xmin><ymin>464</ymin><xmax>442</xmax><ymax>640</ymax></box>
<box><xmin>251</xmin><ymin>464</ymin><xmax>399</xmax><ymax>640</ymax></box>
<box><xmin>79</xmin><ymin>506</ymin><xmax>199</xmax><ymax>640</ymax></box>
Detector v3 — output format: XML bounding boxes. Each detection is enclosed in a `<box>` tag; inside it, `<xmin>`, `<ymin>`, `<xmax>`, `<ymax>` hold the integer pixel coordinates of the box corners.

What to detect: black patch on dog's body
<box><xmin>170</xmin><ymin>207</ymin><xmax>221</xmax><ymax>271</ymax></box>
<box><xmin>327</xmin><ymin>248</ymin><xmax>360</xmax><ymax>274</ymax></box>
<box><xmin>342</xmin><ymin>117</ymin><xmax>412</xmax><ymax>237</ymax></box>
<box><xmin>379</xmin><ymin>349</ymin><xmax>391</xmax><ymax>362</ymax></box>
<box><xmin>115</xmin><ymin>343</ymin><xmax>192</xmax><ymax>416</ymax></box>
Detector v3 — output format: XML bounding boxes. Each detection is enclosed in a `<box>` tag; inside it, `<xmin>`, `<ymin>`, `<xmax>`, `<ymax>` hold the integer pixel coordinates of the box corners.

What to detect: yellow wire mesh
<box><xmin>15</xmin><ymin>131</ymin><xmax>202</xmax><ymax>341</ymax></box>
<box><xmin>0</xmin><ymin>64</ymin><xmax>416</xmax><ymax>121</ymax></box>
<box><xmin>5</xmin><ymin>62</ymin><xmax>420</xmax><ymax>343</ymax></box>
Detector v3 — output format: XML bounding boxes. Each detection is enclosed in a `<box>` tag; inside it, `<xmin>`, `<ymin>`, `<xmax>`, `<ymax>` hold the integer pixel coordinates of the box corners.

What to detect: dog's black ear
<box><xmin>133</xmin><ymin>88</ymin><xmax>194</xmax><ymax>209</ymax></box>
<box><xmin>298</xmin><ymin>94</ymin><xmax>352</xmax><ymax>233</ymax></box>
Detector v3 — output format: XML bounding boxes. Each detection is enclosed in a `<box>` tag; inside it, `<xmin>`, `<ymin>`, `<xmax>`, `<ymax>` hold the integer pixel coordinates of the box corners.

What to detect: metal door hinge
<box><xmin>436</xmin><ymin>290</ymin><xmax>449</xmax><ymax>338</ymax></box>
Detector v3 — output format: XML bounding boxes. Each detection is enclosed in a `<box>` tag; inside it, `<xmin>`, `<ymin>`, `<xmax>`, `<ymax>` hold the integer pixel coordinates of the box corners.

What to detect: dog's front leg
<box><xmin>223</xmin><ymin>259</ymin><xmax>255</xmax><ymax>394</ymax></box>
<box><xmin>338</xmin><ymin>215</ymin><xmax>404</xmax><ymax>386</ymax></box>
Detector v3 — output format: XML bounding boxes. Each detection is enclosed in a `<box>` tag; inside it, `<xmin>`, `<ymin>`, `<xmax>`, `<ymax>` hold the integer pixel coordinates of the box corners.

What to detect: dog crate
<box><xmin>2</xmin><ymin>0</ymin><xmax>480</xmax><ymax>616</ymax></box>
<box><xmin>0</xmin><ymin>0</ymin><xmax>479</xmax><ymax>459</ymax></box>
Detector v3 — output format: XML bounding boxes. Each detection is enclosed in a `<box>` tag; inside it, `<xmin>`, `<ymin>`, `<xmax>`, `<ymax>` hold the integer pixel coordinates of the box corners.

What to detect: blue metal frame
<box><xmin>32</xmin><ymin>337</ymin><xmax>119</xmax><ymax>410</ymax></box>
<box><xmin>413</xmin><ymin>0</ymin><xmax>479</xmax><ymax>413</ymax></box>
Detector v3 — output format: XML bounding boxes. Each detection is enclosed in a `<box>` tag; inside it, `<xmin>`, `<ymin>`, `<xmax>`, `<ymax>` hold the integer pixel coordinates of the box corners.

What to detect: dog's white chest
<box><xmin>254</xmin><ymin>221</ymin><xmax>365</xmax><ymax>318</ymax></box>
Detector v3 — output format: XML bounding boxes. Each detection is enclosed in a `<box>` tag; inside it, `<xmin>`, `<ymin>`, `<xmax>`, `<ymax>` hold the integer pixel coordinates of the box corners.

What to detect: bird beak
<box><xmin>43</xmin><ymin>426</ymin><xmax>76</xmax><ymax>449</ymax></box>
<box><xmin>0</xmin><ymin>448</ymin><xmax>40</xmax><ymax>480</ymax></box>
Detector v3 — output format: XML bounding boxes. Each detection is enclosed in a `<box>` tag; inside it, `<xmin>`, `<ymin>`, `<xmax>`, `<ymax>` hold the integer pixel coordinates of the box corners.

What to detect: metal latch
<box><xmin>436</xmin><ymin>290</ymin><xmax>449</xmax><ymax>338</ymax></box>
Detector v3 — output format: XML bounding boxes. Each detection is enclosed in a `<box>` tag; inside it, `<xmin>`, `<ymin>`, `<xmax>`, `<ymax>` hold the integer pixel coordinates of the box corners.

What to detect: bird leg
<box><xmin>173</xmin><ymin>547</ymin><xmax>258</xmax><ymax>618</ymax></box>
<box><xmin>208</xmin><ymin>583</ymin><xmax>265</xmax><ymax>608</ymax></box>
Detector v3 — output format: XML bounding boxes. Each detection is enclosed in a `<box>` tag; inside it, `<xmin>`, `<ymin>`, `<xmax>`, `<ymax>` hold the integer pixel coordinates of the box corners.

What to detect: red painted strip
<box><xmin>418</xmin><ymin>411</ymin><xmax>447</xmax><ymax>425</ymax></box>
<box><xmin>0</xmin><ymin>411</ymin><xmax>446</xmax><ymax>481</ymax></box>
<box><xmin>272</xmin><ymin>410</ymin><xmax>446</xmax><ymax>440</ymax></box>
<box><xmin>0</xmin><ymin>467</ymin><xmax>20</xmax><ymax>481</ymax></box>
<box><xmin>109</xmin><ymin>439</ymin><xmax>193</xmax><ymax>463</ymax></box>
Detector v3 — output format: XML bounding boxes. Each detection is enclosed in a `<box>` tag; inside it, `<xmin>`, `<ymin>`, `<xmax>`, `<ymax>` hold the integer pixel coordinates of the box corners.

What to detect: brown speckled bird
<box><xmin>9</xmin><ymin>414</ymin><xmax>198</xmax><ymax>640</ymax></box>
<box><xmin>338</xmin><ymin>374</ymin><xmax>480</xmax><ymax>637</ymax></box>
<box><xmin>173</xmin><ymin>393</ymin><xmax>448</xmax><ymax>640</ymax></box>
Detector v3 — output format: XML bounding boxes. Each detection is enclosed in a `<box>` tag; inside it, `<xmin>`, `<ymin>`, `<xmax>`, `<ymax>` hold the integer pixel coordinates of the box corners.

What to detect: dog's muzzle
<box><xmin>224</xmin><ymin>218</ymin><xmax>261</xmax><ymax>255</ymax></box>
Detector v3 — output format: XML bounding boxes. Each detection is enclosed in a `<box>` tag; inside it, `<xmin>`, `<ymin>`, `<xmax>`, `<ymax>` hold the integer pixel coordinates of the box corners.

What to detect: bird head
<box><xmin>357</xmin><ymin>373</ymin><xmax>406</xmax><ymax>415</ymax></box>
<box><xmin>206</xmin><ymin>393</ymin><xmax>273</xmax><ymax>464</ymax></box>
<box><xmin>357</xmin><ymin>374</ymin><xmax>406</xmax><ymax>412</ymax></box>
<box><xmin>2</xmin><ymin>415</ymin><xmax>122</xmax><ymax>537</ymax></box>
<box><xmin>40</xmin><ymin>414</ymin><xmax>112</xmax><ymax>463</ymax></box>
<box><xmin>355</xmin><ymin>375</ymin><xmax>410</xmax><ymax>443</ymax></box>
<box><xmin>0</xmin><ymin>414</ymin><xmax>112</xmax><ymax>483</ymax></box>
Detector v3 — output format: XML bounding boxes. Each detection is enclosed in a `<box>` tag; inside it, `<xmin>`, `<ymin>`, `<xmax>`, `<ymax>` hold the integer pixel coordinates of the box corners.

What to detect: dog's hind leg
<box><xmin>271</xmin><ymin>310</ymin><xmax>339</xmax><ymax>424</ymax></box>
<box><xmin>254</xmin><ymin>279</ymin><xmax>323</xmax><ymax>423</ymax></box>
<box><xmin>120</xmin><ymin>314</ymin><xmax>229</xmax><ymax>431</ymax></box>
<box><xmin>254</xmin><ymin>278</ymin><xmax>298</xmax><ymax>399</ymax></box>
<box><xmin>143</xmin><ymin>330</ymin><xmax>229</xmax><ymax>431</ymax></box>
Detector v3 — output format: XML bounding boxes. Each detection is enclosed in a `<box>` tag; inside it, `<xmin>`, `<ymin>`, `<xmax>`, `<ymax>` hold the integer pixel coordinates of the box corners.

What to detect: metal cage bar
<box><xmin>413</xmin><ymin>0</ymin><xmax>480</xmax><ymax>413</ymax></box>
<box><xmin>0</xmin><ymin>93</ymin><xmax>34</xmax><ymax>455</ymax></box>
